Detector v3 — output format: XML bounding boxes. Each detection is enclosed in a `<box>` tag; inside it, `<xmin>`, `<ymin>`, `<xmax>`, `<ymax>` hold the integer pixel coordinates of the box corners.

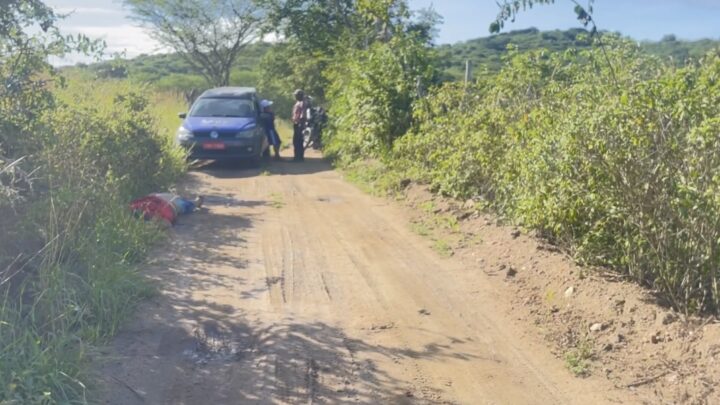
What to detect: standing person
<box><xmin>292</xmin><ymin>89</ymin><xmax>309</xmax><ymax>162</ymax></box>
<box><xmin>260</xmin><ymin>99</ymin><xmax>282</xmax><ymax>160</ymax></box>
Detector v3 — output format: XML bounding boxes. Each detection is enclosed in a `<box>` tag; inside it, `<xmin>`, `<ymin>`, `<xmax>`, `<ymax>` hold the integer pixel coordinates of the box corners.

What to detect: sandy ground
<box><xmin>97</xmin><ymin>151</ymin><xmax>640</xmax><ymax>404</ymax></box>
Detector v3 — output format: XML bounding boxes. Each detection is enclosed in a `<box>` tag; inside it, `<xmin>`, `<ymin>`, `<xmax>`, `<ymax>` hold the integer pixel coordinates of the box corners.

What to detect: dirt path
<box><xmin>98</xmin><ymin>151</ymin><xmax>629</xmax><ymax>404</ymax></box>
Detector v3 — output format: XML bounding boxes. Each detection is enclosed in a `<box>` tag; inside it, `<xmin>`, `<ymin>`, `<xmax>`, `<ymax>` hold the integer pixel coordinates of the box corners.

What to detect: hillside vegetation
<box><xmin>437</xmin><ymin>28</ymin><xmax>720</xmax><ymax>79</ymax></box>
<box><xmin>82</xmin><ymin>28</ymin><xmax>720</xmax><ymax>89</ymax></box>
<box><xmin>329</xmin><ymin>35</ymin><xmax>720</xmax><ymax>315</ymax></box>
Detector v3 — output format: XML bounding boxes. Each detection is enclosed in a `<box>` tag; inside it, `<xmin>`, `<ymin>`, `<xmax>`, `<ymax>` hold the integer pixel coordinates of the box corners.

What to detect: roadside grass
<box><xmin>433</xmin><ymin>239</ymin><xmax>454</xmax><ymax>257</ymax></box>
<box><xmin>152</xmin><ymin>90</ymin><xmax>189</xmax><ymax>140</ymax></box>
<box><xmin>410</xmin><ymin>220</ymin><xmax>432</xmax><ymax>237</ymax></box>
<box><xmin>564</xmin><ymin>339</ymin><xmax>594</xmax><ymax>377</ymax></box>
<box><xmin>342</xmin><ymin>159</ymin><xmax>407</xmax><ymax>198</ymax></box>
<box><xmin>436</xmin><ymin>214</ymin><xmax>460</xmax><ymax>233</ymax></box>
<box><xmin>269</xmin><ymin>193</ymin><xmax>285</xmax><ymax>209</ymax></box>
<box><xmin>0</xmin><ymin>76</ymin><xmax>185</xmax><ymax>403</ymax></box>
<box><xmin>420</xmin><ymin>201</ymin><xmax>435</xmax><ymax>213</ymax></box>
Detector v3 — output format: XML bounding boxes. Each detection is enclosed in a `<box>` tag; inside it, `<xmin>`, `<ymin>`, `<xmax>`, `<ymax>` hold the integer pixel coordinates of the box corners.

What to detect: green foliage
<box><xmin>1</xmin><ymin>3</ymin><xmax>179</xmax><ymax>403</ymax></box>
<box><xmin>490</xmin><ymin>1</ymin><xmax>596</xmax><ymax>34</ymax></box>
<box><xmin>392</xmin><ymin>37</ymin><xmax>720</xmax><ymax>314</ymax></box>
<box><xmin>259</xmin><ymin>0</ymin><xmax>356</xmax><ymax>54</ymax></box>
<box><xmin>1</xmin><ymin>73</ymin><xmax>186</xmax><ymax>404</ymax></box>
<box><xmin>256</xmin><ymin>0</ymin><xmax>368</xmax><ymax>112</ymax></box>
<box><xmin>324</xmin><ymin>33</ymin><xmax>437</xmax><ymax>160</ymax></box>
<box><xmin>436</xmin><ymin>28</ymin><xmax>592</xmax><ymax>79</ymax></box>
<box><xmin>564</xmin><ymin>338</ymin><xmax>594</xmax><ymax>376</ymax></box>
<box><xmin>437</xmin><ymin>28</ymin><xmax>720</xmax><ymax>81</ymax></box>
<box><xmin>257</xmin><ymin>0</ymin><xmax>438</xmax><ymax>119</ymax></box>
<box><xmin>259</xmin><ymin>42</ymin><xmax>328</xmax><ymax>118</ymax></box>
<box><xmin>123</xmin><ymin>0</ymin><xmax>263</xmax><ymax>86</ymax></box>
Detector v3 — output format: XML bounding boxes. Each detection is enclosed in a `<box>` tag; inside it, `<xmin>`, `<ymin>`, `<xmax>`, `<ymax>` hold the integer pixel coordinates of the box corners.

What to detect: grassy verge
<box><xmin>0</xmin><ymin>77</ymin><xmax>186</xmax><ymax>404</ymax></box>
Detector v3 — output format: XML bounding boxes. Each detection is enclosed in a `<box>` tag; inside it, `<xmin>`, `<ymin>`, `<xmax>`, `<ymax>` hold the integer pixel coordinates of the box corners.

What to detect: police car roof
<box><xmin>200</xmin><ymin>87</ymin><xmax>257</xmax><ymax>98</ymax></box>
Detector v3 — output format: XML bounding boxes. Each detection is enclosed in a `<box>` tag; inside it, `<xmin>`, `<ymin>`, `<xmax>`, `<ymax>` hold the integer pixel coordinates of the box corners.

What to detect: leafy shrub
<box><xmin>0</xmin><ymin>76</ymin><xmax>186</xmax><ymax>403</ymax></box>
<box><xmin>393</xmin><ymin>38</ymin><xmax>720</xmax><ymax>314</ymax></box>
<box><xmin>324</xmin><ymin>34</ymin><xmax>437</xmax><ymax>161</ymax></box>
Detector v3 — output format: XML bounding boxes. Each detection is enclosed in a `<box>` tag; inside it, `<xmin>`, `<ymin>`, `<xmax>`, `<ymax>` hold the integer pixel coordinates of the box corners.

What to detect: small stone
<box><xmin>463</xmin><ymin>199</ymin><xmax>475</xmax><ymax>210</ymax></box>
<box><xmin>616</xmin><ymin>334</ymin><xmax>626</xmax><ymax>343</ymax></box>
<box><xmin>418</xmin><ymin>309</ymin><xmax>431</xmax><ymax>316</ymax></box>
<box><xmin>506</xmin><ymin>266</ymin><xmax>518</xmax><ymax>278</ymax></box>
<box><xmin>659</xmin><ymin>312</ymin><xmax>678</xmax><ymax>325</ymax></box>
<box><xmin>511</xmin><ymin>229</ymin><xmax>521</xmax><ymax>239</ymax></box>
<box><xmin>564</xmin><ymin>286</ymin><xmax>575</xmax><ymax>298</ymax></box>
<box><xmin>550</xmin><ymin>306</ymin><xmax>560</xmax><ymax>314</ymax></box>
<box><xmin>603</xmin><ymin>343</ymin><xmax>614</xmax><ymax>351</ymax></box>
<box><xmin>590</xmin><ymin>323</ymin><xmax>604</xmax><ymax>332</ymax></box>
<box><xmin>650</xmin><ymin>332</ymin><xmax>662</xmax><ymax>344</ymax></box>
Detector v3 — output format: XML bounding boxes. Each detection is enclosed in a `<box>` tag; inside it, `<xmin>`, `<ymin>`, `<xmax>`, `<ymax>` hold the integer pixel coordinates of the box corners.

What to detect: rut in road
<box><xmin>98</xmin><ymin>151</ymin><xmax>626</xmax><ymax>404</ymax></box>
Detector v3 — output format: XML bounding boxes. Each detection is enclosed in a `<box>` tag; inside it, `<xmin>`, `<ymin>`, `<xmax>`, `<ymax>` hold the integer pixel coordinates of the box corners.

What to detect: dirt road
<box><xmin>98</xmin><ymin>152</ymin><xmax>626</xmax><ymax>404</ymax></box>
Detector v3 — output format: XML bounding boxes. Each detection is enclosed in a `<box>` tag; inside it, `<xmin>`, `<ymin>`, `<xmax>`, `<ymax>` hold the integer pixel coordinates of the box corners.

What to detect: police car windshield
<box><xmin>189</xmin><ymin>98</ymin><xmax>256</xmax><ymax>118</ymax></box>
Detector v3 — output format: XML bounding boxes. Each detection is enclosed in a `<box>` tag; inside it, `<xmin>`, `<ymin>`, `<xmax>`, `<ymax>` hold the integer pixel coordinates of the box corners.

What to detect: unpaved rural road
<box><xmin>99</xmin><ymin>152</ymin><xmax>623</xmax><ymax>404</ymax></box>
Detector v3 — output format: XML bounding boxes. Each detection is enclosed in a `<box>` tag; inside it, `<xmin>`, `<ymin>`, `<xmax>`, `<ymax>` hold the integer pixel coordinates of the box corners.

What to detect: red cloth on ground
<box><xmin>130</xmin><ymin>196</ymin><xmax>177</xmax><ymax>224</ymax></box>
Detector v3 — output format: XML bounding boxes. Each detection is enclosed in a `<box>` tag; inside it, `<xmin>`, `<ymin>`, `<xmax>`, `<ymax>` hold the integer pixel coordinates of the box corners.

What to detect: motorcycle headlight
<box><xmin>176</xmin><ymin>126</ymin><xmax>194</xmax><ymax>142</ymax></box>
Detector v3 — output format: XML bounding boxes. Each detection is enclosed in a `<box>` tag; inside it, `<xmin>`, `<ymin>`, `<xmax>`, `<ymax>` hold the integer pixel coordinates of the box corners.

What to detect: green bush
<box><xmin>324</xmin><ymin>34</ymin><xmax>437</xmax><ymax>161</ymax></box>
<box><xmin>393</xmin><ymin>38</ymin><xmax>720</xmax><ymax>314</ymax></box>
<box><xmin>0</xmin><ymin>76</ymin><xmax>186</xmax><ymax>403</ymax></box>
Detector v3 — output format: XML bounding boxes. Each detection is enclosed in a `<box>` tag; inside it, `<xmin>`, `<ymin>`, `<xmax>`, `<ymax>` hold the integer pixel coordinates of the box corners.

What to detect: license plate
<box><xmin>202</xmin><ymin>142</ymin><xmax>226</xmax><ymax>150</ymax></box>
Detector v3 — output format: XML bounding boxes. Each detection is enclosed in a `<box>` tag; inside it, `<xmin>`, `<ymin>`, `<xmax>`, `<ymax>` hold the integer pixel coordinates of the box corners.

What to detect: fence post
<box><xmin>464</xmin><ymin>60</ymin><xmax>472</xmax><ymax>85</ymax></box>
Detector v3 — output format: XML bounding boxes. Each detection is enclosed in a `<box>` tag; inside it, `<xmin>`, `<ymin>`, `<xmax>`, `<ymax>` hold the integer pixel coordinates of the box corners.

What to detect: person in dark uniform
<box><xmin>291</xmin><ymin>89</ymin><xmax>310</xmax><ymax>162</ymax></box>
<box><xmin>260</xmin><ymin>99</ymin><xmax>282</xmax><ymax>160</ymax></box>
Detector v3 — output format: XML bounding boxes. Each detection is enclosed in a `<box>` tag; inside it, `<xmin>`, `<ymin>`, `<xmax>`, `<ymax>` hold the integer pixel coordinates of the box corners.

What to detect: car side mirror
<box><xmin>178</xmin><ymin>112</ymin><xmax>187</xmax><ymax>119</ymax></box>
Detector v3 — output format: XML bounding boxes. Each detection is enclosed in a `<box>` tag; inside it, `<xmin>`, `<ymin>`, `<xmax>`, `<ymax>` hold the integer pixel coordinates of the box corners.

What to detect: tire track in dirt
<box><xmin>96</xmin><ymin>152</ymin><xmax>630</xmax><ymax>404</ymax></box>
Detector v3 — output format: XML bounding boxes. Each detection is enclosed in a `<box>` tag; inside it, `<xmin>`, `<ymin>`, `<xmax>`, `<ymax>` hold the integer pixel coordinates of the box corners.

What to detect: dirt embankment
<box><xmin>96</xmin><ymin>151</ymin><xmax>718</xmax><ymax>404</ymax></box>
<box><xmin>402</xmin><ymin>185</ymin><xmax>720</xmax><ymax>404</ymax></box>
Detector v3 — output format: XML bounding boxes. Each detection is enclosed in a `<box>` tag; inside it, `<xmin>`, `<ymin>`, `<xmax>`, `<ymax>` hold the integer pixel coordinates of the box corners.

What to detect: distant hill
<box><xmin>81</xmin><ymin>42</ymin><xmax>272</xmax><ymax>91</ymax></box>
<box><xmin>437</xmin><ymin>28</ymin><xmax>720</xmax><ymax>80</ymax></box>
<box><xmin>79</xmin><ymin>28</ymin><xmax>720</xmax><ymax>87</ymax></box>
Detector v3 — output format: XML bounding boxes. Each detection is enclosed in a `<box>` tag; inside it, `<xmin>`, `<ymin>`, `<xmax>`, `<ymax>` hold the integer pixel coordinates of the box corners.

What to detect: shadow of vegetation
<box><xmin>191</xmin><ymin>156</ymin><xmax>332</xmax><ymax>179</ymax></box>
<box><xmin>100</xmin><ymin>179</ymin><xmax>476</xmax><ymax>404</ymax></box>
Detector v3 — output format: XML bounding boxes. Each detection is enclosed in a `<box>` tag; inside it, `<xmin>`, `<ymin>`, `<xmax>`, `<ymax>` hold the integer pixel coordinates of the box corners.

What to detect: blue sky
<box><xmin>45</xmin><ymin>0</ymin><xmax>720</xmax><ymax>63</ymax></box>
<box><xmin>413</xmin><ymin>0</ymin><xmax>720</xmax><ymax>44</ymax></box>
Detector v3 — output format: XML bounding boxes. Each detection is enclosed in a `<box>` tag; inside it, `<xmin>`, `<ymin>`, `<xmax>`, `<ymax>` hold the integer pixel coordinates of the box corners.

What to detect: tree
<box><xmin>257</xmin><ymin>0</ymin><xmax>439</xmax><ymax>104</ymax></box>
<box><xmin>123</xmin><ymin>0</ymin><xmax>263</xmax><ymax>86</ymax></box>
<box><xmin>1</xmin><ymin>0</ymin><xmax>101</xmax><ymax>157</ymax></box>
<box><xmin>490</xmin><ymin>0</ymin><xmax>596</xmax><ymax>34</ymax></box>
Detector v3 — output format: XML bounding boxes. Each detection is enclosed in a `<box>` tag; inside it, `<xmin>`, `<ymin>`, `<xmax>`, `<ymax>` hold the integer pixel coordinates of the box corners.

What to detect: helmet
<box><xmin>260</xmin><ymin>99</ymin><xmax>273</xmax><ymax>109</ymax></box>
<box><xmin>293</xmin><ymin>89</ymin><xmax>305</xmax><ymax>101</ymax></box>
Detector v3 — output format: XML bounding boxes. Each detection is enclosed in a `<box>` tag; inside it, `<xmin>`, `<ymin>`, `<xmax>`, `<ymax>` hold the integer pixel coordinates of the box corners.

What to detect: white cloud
<box><xmin>54</xmin><ymin>6</ymin><xmax>121</xmax><ymax>15</ymax></box>
<box><xmin>52</xmin><ymin>24</ymin><xmax>169</xmax><ymax>66</ymax></box>
<box><xmin>67</xmin><ymin>24</ymin><xmax>162</xmax><ymax>54</ymax></box>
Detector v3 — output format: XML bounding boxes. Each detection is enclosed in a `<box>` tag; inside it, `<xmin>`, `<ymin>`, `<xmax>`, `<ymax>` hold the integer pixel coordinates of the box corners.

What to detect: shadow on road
<box><xmin>192</xmin><ymin>155</ymin><xmax>332</xmax><ymax>180</ymax></box>
<box><xmin>98</xmin><ymin>183</ymin><xmax>476</xmax><ymax>404</ymax></box>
